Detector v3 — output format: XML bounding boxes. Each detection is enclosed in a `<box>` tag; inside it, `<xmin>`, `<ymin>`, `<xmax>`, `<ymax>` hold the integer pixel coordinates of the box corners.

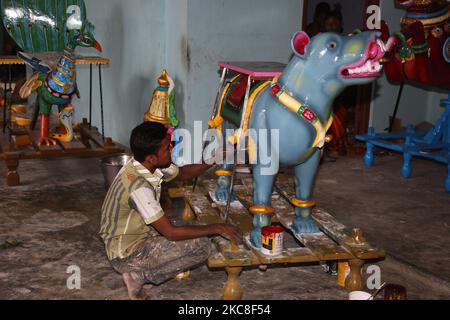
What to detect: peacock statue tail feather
<box><xmin>19</xmin><ymin>71</ymin><xmax>42</xmax><ymax>99</ymax></box>
<box><xmin>169</xmin><ymin>88</ymin><xmax>179</xmax><ymax>128</ymax></box>
<box><xmin>1</xmin><ymin>0</ymin><xmax>87</xmax><ymax>53</ymax></box>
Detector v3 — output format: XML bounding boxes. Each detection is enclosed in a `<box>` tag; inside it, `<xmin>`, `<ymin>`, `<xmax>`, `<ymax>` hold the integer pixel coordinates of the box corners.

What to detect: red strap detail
<box><xmin>302</xmin><ymin>109</ymin><xmax>316</xmax><ymax>122</ymax></box>
<box><xmin>271</xmin><ymin>84</ymin><xmax>281</xmax><ymax>96</ymax></box>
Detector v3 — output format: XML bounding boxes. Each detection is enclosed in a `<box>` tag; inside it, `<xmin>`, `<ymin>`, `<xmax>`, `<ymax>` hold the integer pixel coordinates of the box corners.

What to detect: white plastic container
<box><xmin>349</xmin><ymin>291</ymin><xmax>373</xmax><ymax>300</ymax></box>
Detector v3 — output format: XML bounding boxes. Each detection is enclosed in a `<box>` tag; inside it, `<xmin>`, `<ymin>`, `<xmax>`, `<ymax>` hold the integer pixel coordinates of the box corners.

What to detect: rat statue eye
<box><xmin>329</xmin><ymin>41</ymin><xmax>337</xmax><ymax>49</ymax></box>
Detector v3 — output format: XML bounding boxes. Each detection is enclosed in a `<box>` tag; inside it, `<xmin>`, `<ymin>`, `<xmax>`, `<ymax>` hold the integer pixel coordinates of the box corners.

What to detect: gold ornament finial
<box><xmin>144</xmin><ymin>69</ymin><xmax>176</xmax><ymax>127</ymax></box>
<box><xmin>158</xmin><ymin>69</ymin><xmax>170</xmax><ymax>87</ymax></box>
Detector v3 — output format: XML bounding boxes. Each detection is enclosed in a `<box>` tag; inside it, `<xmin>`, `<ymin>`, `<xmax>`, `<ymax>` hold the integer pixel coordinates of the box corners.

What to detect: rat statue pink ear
<box><xmin>291</xmin><ymin>31</ymin><xmax>311</xmax><ymax>58</ymax></box>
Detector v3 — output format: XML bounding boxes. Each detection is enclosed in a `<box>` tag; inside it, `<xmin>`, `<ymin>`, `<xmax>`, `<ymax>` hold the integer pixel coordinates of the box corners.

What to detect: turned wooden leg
<box><xmin>182</xmin><ymin>200</ymin><xmax>196</xmax><ymax>222</ymax></box>
<box><xmin>104</xmin><ymin>137</ymin><xmax>114</xmax><ymax>148</ymax></box>
<box><xmin>5</xmin><ymin>153</ymin><xmax>19</xmax><ymax>186</ymax></box>
<box><xmin>345</xmin><ymin>259</ymin><xmax>364</xmax><ymax>292</ymax></box>
<box><xmin>224</xmin><ymin>267</ymin><xmax>243</xmax><ymax>300</ymax></box>
<box><xmin>79</xmin><ymin>119</ymin><xmax>90</xmax><ymax>147</ymax></box>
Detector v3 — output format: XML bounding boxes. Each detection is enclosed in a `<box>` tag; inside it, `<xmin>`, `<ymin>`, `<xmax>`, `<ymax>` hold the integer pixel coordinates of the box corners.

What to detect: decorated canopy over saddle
<box><xmin>400</xmin><ymin>0</ymin><xmax>449</xmax><ymax>29</ymax></box>
<box><xmin>383</xmin><ymin>0</ymin><xmax>450</xmax><ymax>88</ymax></box>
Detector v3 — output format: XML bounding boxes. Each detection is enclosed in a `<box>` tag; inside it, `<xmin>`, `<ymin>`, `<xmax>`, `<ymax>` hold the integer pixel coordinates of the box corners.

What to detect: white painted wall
<box><xmin>426</xmin><ymin>91</ymin><xmax>448</xmax><ymax>125</ymax></box>
<box><xmin>73</xmin><ymin>0</ymin><xmax>303</xmax><ymax>146</ymax></box>
<box><xmin>185</xmin><ymin>0</ymin><xmax>303</xmax><ymax>133</ymax></box>
<box><xmin>75</xmin><ymin>0</ymin><xmax>165</xmax><ymax>145</ymax></box>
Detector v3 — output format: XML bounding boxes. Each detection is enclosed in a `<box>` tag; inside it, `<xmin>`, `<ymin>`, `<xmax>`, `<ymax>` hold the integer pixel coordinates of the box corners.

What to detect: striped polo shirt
<box><xmin>99</xmin><ymin>158</ymin><xmax>179</xmax><ymax>260</ymax></box>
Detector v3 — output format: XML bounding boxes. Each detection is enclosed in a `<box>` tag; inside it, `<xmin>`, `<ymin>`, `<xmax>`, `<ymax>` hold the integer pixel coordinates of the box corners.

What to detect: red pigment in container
<box><xmin>261</xmin><ymin>225</ymin><xmax>284</xmax><ymax>256</ymax></box>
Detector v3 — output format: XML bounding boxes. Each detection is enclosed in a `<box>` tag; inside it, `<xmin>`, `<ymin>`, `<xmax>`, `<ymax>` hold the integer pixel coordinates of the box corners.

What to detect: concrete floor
<box><xmin>0</xmin><ymin>153</ymin><xmax>449</xmax><ymax>300</ymax></box>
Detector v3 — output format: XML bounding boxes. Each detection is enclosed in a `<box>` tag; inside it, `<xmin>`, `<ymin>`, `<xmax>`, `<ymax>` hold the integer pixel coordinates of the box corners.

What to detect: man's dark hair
<box><xmin>314</xmin><ymin>2</ymin><xmax>331</xmax><ymax>20</ymax></box>
<box><xmin>326</xmin><ymin>4</ymin><xmax>343</xmax><ymax>22</ymax></box>
<box><xmin>130</xmin><ymin>122</ymin><xmax>167</xmax><ymax>163</ymax></box>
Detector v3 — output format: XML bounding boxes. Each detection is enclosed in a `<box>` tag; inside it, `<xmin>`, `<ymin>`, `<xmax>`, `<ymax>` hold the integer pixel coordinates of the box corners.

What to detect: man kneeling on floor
<box><xmin>100</xmin><ymin>121</ymin><xmax>242</xmax><ymax>300</ymax></box>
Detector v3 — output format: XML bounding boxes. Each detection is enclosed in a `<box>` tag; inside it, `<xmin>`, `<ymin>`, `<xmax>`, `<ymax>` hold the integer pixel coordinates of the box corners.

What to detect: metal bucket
<box><xmin>100</xmin><ymin>153</ymin><xmax>133</xmax><ymax>191</ymax></box>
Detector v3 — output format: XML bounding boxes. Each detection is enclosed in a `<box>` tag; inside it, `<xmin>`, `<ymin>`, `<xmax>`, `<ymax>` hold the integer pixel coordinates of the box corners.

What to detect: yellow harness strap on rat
<box><xmin>270</xmin><ymin>81</ymin><xmax>334</xmax><ymax>149</ymax></box>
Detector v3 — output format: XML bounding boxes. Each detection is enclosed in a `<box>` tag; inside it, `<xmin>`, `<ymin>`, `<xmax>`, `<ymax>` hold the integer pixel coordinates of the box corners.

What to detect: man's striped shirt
<box><xmin>99</xmin><ymin>158</ymin><xmax>179</xmax><ymax>260</ymax></box>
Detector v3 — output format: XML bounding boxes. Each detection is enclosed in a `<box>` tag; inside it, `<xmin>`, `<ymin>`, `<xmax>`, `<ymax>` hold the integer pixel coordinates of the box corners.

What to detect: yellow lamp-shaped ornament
<box><xmin>144</xmin><ymin>69</ymin><xmax>179</xmax><ymax>128</ymax></box>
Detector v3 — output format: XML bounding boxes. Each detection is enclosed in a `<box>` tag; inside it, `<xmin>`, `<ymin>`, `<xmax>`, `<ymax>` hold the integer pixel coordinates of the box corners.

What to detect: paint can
<box><xmin>261</xmin><ymin>225</ymin><xmax>284</xmax><ymax>256</ymax></box>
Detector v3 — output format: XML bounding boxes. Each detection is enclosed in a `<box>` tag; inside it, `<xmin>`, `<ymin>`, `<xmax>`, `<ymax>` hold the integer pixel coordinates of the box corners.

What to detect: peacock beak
<box><xmin>93</xmin><ymin>39</ymin><xmax>103</xmax><ymax>52</ymax></box>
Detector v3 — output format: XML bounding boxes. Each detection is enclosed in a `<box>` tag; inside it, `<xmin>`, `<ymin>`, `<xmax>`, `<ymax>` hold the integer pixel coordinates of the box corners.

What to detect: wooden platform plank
<box><xmin>237</xmin><ymin>177</ymin><xmax>351</xmax><ymax>260</ymax></box>
<box><xmin>275</xmin><ymin>211</ymin><xmax>351</xmax><ymax>261</ymax></box>
<box><xmin>175</xmin><ymin>177</ymin><xmax>384</xmax><ymax>267</ymax></box>
<box><xmin>276</xmin><ymin>184</ymin><xmax>384</xmax><ymax>260</ymax></box>
<box><xmin>203</xmin><ymin>180</ymin><xmax>253</xmax><ymax>233</ymax></box>
<box><xmin>59</xmin><ymin>139</ymin><xmax>88</xmax><ymax>152</ymax></box>
<box><xmin>222</xmin><ymin>177</ymin><xmax>283</xmax><ymax>223</ymax></box>
<box><xmin>201</xmin><ymin>180</ymin><xmax>323</xmax><ymax>264</ymax></box>
<box><xmin>27</xmin><ymin>129</ymin><xmax>63</xmax><ymax>154</ymax></box>
<box><xmin>208</xmin><ymin>236</ymin><xmax>318</xmax><ymax>268</ymax></box>
<box><xmin>251</xmin><ymin>247</ymin><xmax>318</xmax><ymax>265</ymax></box>
<box><xmin>269</xmin><ymin>194</ymin><xmax>351</xmax><ymax>261</ymax></box>
<box><xmin>213</xmin><ymin>239</ymin><xmax>261</xmax><ymax>267</ymax></box>
<box><xmin>244</xmin><ymin>235</ymin><xmax>318</xmax><ymax>265</ymax></box>
<box><xmin>208</xmin><ymin>251</ymin><xmax>260</xmax><ymax>268</ymax></box>
<box><xmin>204</xmin><ymin>178</ymin><xmax>350</xmax><ymax>261</ymax></box>
<box><xmin>219</xmin><ymin>208</ymin><xmax>253</xmax><ymax>233</ymax></box>
<box><xmin>313</xmin><ymin>208</ymin><xmax>385</xmax><ymax>260</ymax></box>
<box><xmin>208</xmin><ymin>231</ymin><xmax>262</xmax><ymax>268</ymax></box>
<box><xmin>184</xmin><ymin>190</ymin><xmax>223</xmax><ymax>225</ymax></box>
<box><xmin>78</xmin><ymin>124</ymin><xmax>108</xmax><ymax>148</ymax></box>
<box><xmin>171</xmin><ymin>185</ymin><xmax>312</xmax><ymax>267</ymax></box>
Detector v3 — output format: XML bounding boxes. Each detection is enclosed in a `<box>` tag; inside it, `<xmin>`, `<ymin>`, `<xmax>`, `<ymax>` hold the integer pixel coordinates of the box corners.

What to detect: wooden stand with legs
<box><xmin>169</xmin><ymin>176</ymin><xmax>385</xmax><ymax>300</ymax></box>
<box><xmin>0</xmin><ymin>118</ymin><xmax>125</xmax><ymax>186</ymax></box>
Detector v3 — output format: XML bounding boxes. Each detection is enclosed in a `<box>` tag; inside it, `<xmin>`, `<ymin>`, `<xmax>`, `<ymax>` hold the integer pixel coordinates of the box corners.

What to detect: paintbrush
<box><xmin>369</xmin><ymin>282</ymin><xmax>387</xmax><ymax>300</ymax></box>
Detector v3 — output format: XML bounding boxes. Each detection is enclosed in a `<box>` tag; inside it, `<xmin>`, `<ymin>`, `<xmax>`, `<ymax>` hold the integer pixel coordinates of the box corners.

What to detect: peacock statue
<box><xmin>1</xmin><ymin>0</ymin><xmax>102</xmax><ymax>146</ymax></box>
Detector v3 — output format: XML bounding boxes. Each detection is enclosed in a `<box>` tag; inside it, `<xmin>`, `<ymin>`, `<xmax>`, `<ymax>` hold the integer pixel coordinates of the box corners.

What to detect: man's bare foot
<box><xmin>175</xmin><ymin>271</ymin><xmax>191</xmax><ymax>280</ymax></box>
<box><xmin>122</xmin><ymin>272</ymin><xmax>151</xmax><ymax>300</ymax></box>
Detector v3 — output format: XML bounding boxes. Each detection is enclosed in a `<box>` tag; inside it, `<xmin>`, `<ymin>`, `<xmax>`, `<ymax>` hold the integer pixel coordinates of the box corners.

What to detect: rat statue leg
<box><xmin>249</xmin><ymin>163</ymin><xmax>277</xmax><ymax>248</ymax></box>
<box><xmin>291</xmin><ymin>149</ymin><xmax>321</xmax><ymax>234</ymax></box>
<box><xmin>215</xmin><ymin>166</ymin><xmax>237</xmax><ymax>203</ymax></box>
<box><xmin>215</xmin><ymin>121</ymin><xmax>237</xmax><ymax>203</ymax></box>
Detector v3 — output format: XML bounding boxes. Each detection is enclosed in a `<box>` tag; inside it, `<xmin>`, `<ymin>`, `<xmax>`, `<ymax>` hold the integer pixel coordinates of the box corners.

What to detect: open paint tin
<box><xmin>261</xmin><ymin>225</ymin><xmax>284</xmax><ymax>256</ymax></box>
